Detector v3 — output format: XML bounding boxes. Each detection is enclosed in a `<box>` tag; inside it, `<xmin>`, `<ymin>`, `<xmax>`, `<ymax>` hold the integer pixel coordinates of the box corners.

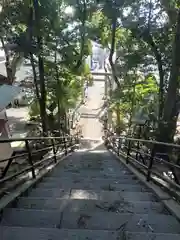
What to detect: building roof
<box><xmin>0</xmin><ymin>84</ymin><xmax>20</xmax><ymax>112</ymax></box>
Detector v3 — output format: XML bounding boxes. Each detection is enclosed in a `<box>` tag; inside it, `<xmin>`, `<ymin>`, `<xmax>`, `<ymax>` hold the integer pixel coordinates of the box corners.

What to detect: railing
<box><xmin>106</xmin><ymin>131</ymin><xmax>180</xmax><ymax>198</ymax></box>
<box><xmin>0</xmin><ymin>134</ymin><xmax>79</xmax><ymax>189</ymax></box>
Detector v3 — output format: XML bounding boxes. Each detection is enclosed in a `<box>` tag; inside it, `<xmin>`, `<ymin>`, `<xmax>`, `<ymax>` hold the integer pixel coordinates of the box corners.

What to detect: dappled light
<box><xmin>70</xmin><ymin>189</ymin><xmax>98</xmax><ymax>200</ymax></box>
<box><xmin>88</xmin><ymin>150</ymin><xmax>108</xmax><ymax>154</ymax></box>
<box><xmin>64</xmin><ymin>6</ymin><xmax>75</xmax><ymax>17</ymax></box>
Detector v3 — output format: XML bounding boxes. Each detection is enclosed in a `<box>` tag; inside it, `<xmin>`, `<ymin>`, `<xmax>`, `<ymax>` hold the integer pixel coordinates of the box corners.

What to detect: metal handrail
<box><xmin>106</xmin><ymin>132</ymin><xmax>180</xmax><ymax>196</ymax></box>
<box><xmin>0</xmin><ymin>133</ymin><xmax>80</xmax><ymax>186</ymax></box>
<box><xmin>113</xmin><ymin>135</ymin><xmax>180</xmax><ymax>149</ymax></box>
<box><xmin>0</xmin><ymin>135</ymin><xmax>75</xmax><ymax>143</ymax></box>
<box><xmin>0</xmin><ymin>152</ymin><xmax>28</xmax><ymax>163</ymax></box>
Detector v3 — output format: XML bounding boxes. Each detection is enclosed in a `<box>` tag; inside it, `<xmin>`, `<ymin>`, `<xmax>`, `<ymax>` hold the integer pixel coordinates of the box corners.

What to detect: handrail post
<box><xmin>70</xmin><ymin>136</ymin><xmax>74</xmax><ymax>152</ymax></box>
<box><xmin>64</xmin><ymin>135</ymin><xmax>67</xmax><ymax>155</ymax></box>
<box><xmin>147</xmin><ymin>144</ymin><xmax>155</xmax><ymax>181</ymax></box>
<box><xmin>117</xmin><ymin>138</ymin><xmax>121</xmax><ymax>156</ymax></box>
<box><xmin>136</xmin><ymin>140</ymin><xmax>140</xmax><ymax>160</ymax></box>
<box><xmin>51</xmin><ymin>139</ymin><xmax>57</xmax><ymax>163</ymax></box>
<box><xmin>126</xmin><ymin>140</ymin><xmax>131</xmax><ymax>164</ymax></box>
<box><xmin>112</xmin><ymin>136</ymin><xmax>115</xmax><ymax>150</ymax></box>
<box><xmin>25</xmin><ymin>140</ymin><xmax>36</xmax><ymax>179</ymax></box>
<box><xmin>76</xmin><ymin>131</ymin><xmax>80</xmax><ymax>145</ymax></box>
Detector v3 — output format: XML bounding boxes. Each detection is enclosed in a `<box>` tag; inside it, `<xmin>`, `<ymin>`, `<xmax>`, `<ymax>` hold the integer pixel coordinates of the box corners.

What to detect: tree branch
<box><xmin>147</xmin><ymin>0</ymin><xmax>152</xmax><ymax>31</ymax></box>
<box><xmin>163</xmin><ymin>9</ymin><xmax>180</xmax><ymax>120</ymax></box>
<box><xmin>159</xmin><ymin>0</ymin><xmax>177</xmax><ymax>25</ymax></box>
<box><xmin>75</xmin><ymin>0</ymin><xmax>86</xmax><ymax>70</ymax></box>
<box><xmin>144</xmin><ymin>33</ymin><xmax>164</xmax><ymax>119</ymax></box>
<box><xmin>131</xmin><ymin>26</ymin><xmax>164</xmax><ymax>119</ymax></box>
<box><xmin>108</xmin><ymin>7</ymin><xmax>120</xmax><ymax>88</ymax></box>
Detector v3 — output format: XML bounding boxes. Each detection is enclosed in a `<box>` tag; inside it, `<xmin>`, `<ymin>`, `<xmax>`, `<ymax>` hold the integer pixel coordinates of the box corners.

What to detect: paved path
<box><xmin>79</xmin><ymin>78</ymin><xmax>105</xmax><ymax>140</ymax></box>
<box><xmin>1</xmin><ymin>144</ymin><xmax>180</xmax><ymax>239</ymax></box>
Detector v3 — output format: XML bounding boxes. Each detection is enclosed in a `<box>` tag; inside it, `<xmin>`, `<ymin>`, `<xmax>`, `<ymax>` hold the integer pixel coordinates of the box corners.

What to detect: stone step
<box><xmin>61</xmin><ymin>212</ymin><xmax>180</xmax><ymax>233</ymax></box>
<box><xmin>126</xmin><ymin>232</ymin><xmax>180</xmax><ymax>240</ymax></box>
<box><xmin>37</xmin><ymin>177</ymin><xmax>140</xmax><ymax>188</ymax></box>
<box><xmin>36</xmin><ymin>180</ymin><xmax>148</xmax><ymax>192</ymax></box>
<box><xmin>52</xmin><ymin>160</ymin><xmax>127</xmax><ymax>168</ymax></box>
<box><xmin>27</xmin><ymin>187</ymin><xmax>154</xmax><ymax>200</ymax></box>
<box><xmin>1</xmin><ymin>227</ymin><xmax>180</xmax><ymax>240</ymax></box>
<box><xmin>54</xmin><ymin>162</ymin><xmax>122</xmax><ymax>170</ymax></box>
<box><xmin>28</xmin><ymin>188</ymin><xmax>71</xmax><ymax>198</ymax></box>
<box><xmin>1</xmin><ymin>209</ymin><xmax>179</xmax><ymax>234</ymax></box>
<box><xmin>49</xmin><ymin>163</ymin><xmax>128</xmax><ymax>174</ymax></box>
<box><xmin>70</xmin><ymin>189</ymin><xmax>158</xmax><ymax>202</ymax></box>
<box><xmin>49</xmin><ymin>170</ymin><xmax>133</xmax><ymax>178</ymax></box>
<box><xmin>0</xmin><ymin>209</ymin><xmax>61</xmax><ymax>228</ymax></box>
<box><xmin>55</xmin><ymin>167</ymin><xmax>128</xmax><ymax>173</ymax></box>
<box><xmin>17</xmin><ymin>197</ymin><xmax>168</xmax><ymax>214</ymax></box>
<box><xmin>43</xmin><ymin>175</ymin><xmax>138</xmax><ymax>182</ymax></box>
<box><xmin>0</xmin><ymin>227</ymin><xmax>118</xmax><ymax>240</ymax></box>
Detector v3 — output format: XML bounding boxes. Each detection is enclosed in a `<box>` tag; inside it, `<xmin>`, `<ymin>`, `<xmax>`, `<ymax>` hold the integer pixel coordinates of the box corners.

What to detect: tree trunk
<box><xmin>0</xmin><ymin>37</ymin><xmax>13</xmax><ymax>84</ymax></box>
<box><xmin>32</xmin><ymin>0</ymin><xmax>48</xmax><ymax>136</ymax></box>
<box><xmin>104</xmin><ymin>64</ymin><xmax>113</xmax><ymax>129</ymax></box>
<box><xmin>158</xmin><ymin>59</ymin><xmax>164</xmax><ymax>120</ymax></box>
<box><xmin>141</xmin><ymin>32</ymin><xmax>164</xmax><ymax>120</ymax></box>
<box><xmin>30</xmin><ymin>53</ymin><xmax>47</xmax><ymax>133</ymax></box>
<box><xmin>30</xmin><ymin>54</ymin><xmax>40</xmax><ymax>100</ymax></box>
<box><xmin>116</xmin><ymin>103</ymin><xmax>121</xmax><ymax>135</ymax></box>
<box><xmin>128</xmin><ymin>78</ymin><xmax>136</xmax><ymax>132</ymax></box>
<box><xmin>149</xmin><ymin>40</ymin><xmax>164</xmax><ymax>120</ymax></box>
<box><xmin>75</xmin><ymin>0</ymin><xmax>86</xmax><ymax>70</ymax></box>
<box><xmin>158</xmin><ymin>10</ymin><xmax>180</xmax><ymax>145</ymax></box>
<box><xmin>109</xmin><ymin>12</ymin><xmax>120</xmax><ymax>89</ymax></box>
<box><xmin>54</xmin><ymin>40</ymin><xmax>61</xmax><ymax>136</ymax></box>
<box><xmin>28</xmin><ymin>4</ymin><xmax>47</xmax><ymax>135</ymax></box>
<box><xmin>38</xmin><ymin>47</ymin><xmax>48</xmax><ymax>135</ymax></box>
<box><xmin>147</xmin><ymin>0</ymin><xmax>164</xmax><ymax>118</ymax></box>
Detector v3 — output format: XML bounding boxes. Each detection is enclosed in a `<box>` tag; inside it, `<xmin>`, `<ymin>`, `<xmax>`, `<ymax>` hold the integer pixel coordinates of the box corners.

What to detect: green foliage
<box><xmin>2</xmin><ymin>0</ymin><xmax>179</xmax><ymax>142</ymax></box>
<box><xmin>0</xmin><ymin>0</ymin><xmax>97</xmax><ymax>134</ymax></box>
<box><xmin>90</xmin><ymin>10</ymin><xmax>111</xmax><ymax>46</ymax></box>
<box><xmin>29</xmin><ymin>100</ymin><xmax>40</xmax><ymax>120</ymax></box>
<box><xmin>110</xmin><ymin>71</ymin><xmax>158</xmax><ymax>132</ymax></box>
<box><xmin>91</xmin><ymin>0</ymin><xmax>179</xmax><ymax>140</ymax></box>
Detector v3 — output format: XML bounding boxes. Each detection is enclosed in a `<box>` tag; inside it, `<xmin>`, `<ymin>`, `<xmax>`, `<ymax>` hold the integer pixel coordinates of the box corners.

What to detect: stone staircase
<box><xmin>1</xmin><ymin>144</ymin><xmax>180</xmax><ymax>239</ymax></box>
